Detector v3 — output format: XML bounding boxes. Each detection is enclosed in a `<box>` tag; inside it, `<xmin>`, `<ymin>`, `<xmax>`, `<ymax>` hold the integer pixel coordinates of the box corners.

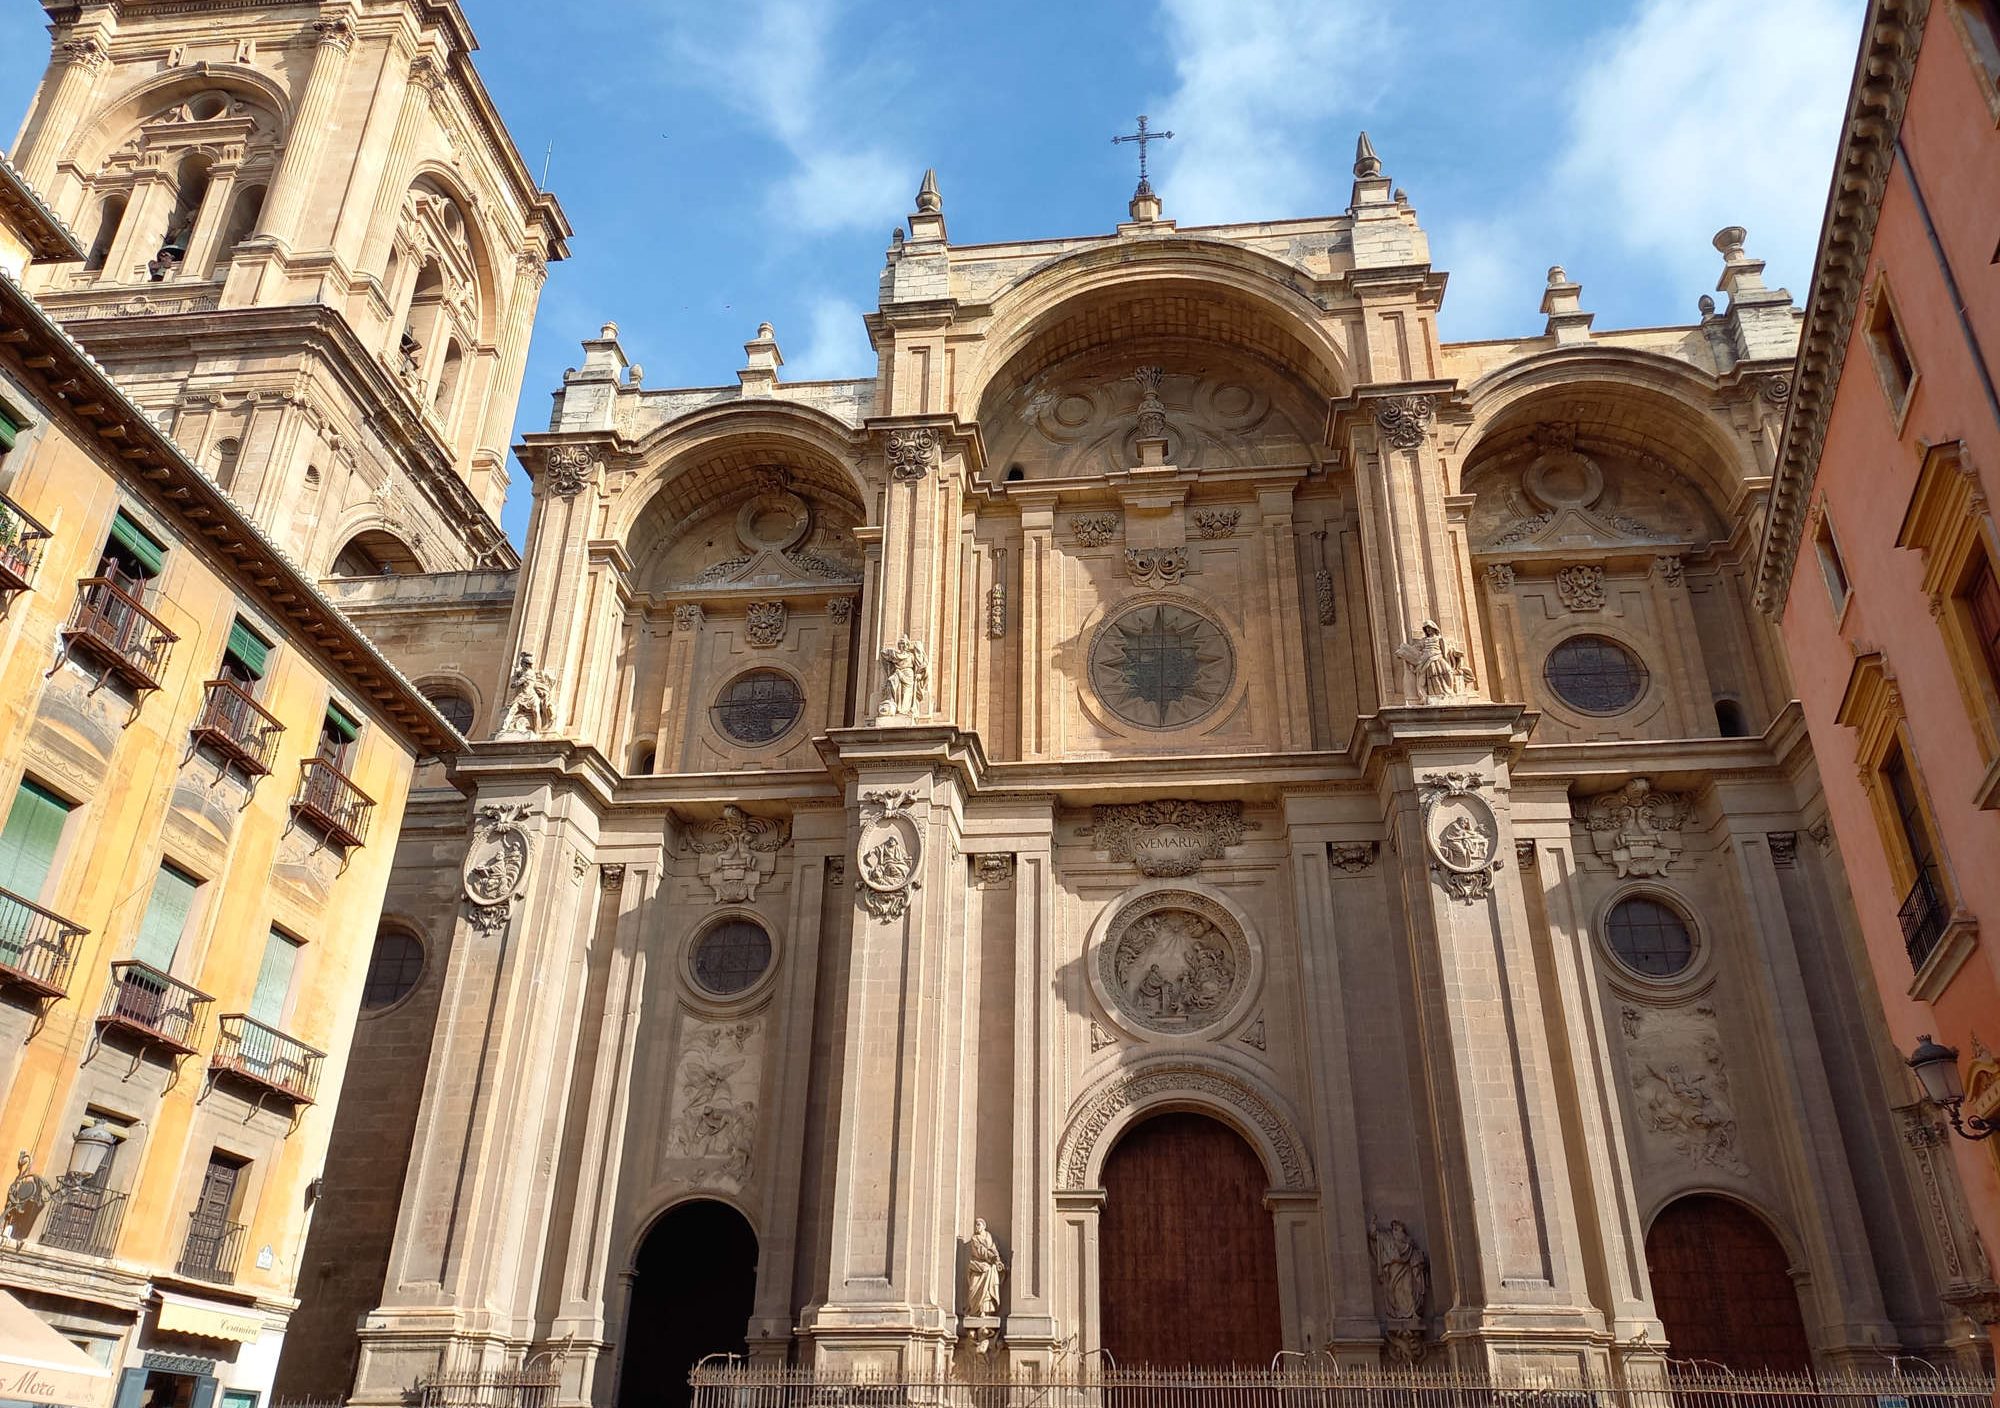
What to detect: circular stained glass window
<box><xmin>691</xmin><ymin>920</ymin><xmax>773</xmax><ymax>995</ymax></box>
<box><xmin>1088</xmin><ymin>603</ymin><xmax>1234</xmax><ymax>730</ymax></box>
<box><xmin>712</xmin><ymin>669</ymin><xmax>804</xmax><ymax>745</ymax></box>
<box><xmin>1545</xmin><ymin>635</ymin><xmax>1648</xmax><ymax>715</ymax></box>
<box><xmin>1604</xmin><ymin>895</ymin><xmax>1695</xmax><ymax>978</ymax></box>
<box><xmin>362</xmin><ymin>929</ymin><xmax>424</xmax><ymax>1010</ymax></box>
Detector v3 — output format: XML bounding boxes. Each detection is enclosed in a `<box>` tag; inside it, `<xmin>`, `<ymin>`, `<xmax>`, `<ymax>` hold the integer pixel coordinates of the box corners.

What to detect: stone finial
<box><xmin>739</xmin><ymin>321</ymin><xmax>783</xmax><ymax>396</ymax></box>
<box><xmin>1710</xmin><ymin>224</ymin><xmax>1796</xmax><ymax>361</ymax></box>
<box><xmin>1712</xmin><ymin>224</ymin><xmax>1770</xmax><ymax>298</ymax></box>
<box><xmin>908</xmin><ymin>168</ymin><xmax>947</xmax><ymax>242</ymax></box>
<box><xmin>599</xmin><ymin>321</ymin><xmax>618</xmax><ymax>339</ymax></box>
<box><xmin>1540</xmin><ymin>264</ymin><xmax>1593</xmax><ymax>344</ymax></box>
<box><xmin>1353</xmin><ymin>131</ymin><xmax>1382</xmax><ymax>179</ymax></box>
<box><xmin>1128</xmin><ymin>180</ymin><xmax>1163</xmax><ymax>224</ymax></box>
<box><xmin>1698</xmin><ymin>294</ymin><xmax>1717</xmax><ymax>316</ymax></box>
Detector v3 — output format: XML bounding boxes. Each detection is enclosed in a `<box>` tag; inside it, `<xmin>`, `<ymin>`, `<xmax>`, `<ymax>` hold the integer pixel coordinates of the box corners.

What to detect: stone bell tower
<box><xmin>9</xmin><ymin>0</ymin><xmax>571</xmax><ymax>575</ymax></box>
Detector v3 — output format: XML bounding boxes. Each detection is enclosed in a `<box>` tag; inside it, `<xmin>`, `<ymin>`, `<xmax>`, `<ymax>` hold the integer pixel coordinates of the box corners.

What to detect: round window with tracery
<box><xmin>1088</xmin><ymin>603</ymin><xmax>1234</xmax><ymax>730</ymax></box>
<box><xmin>691</xmin><ymin>920</ymin><xmax>773</xmax><ymax>996</ymax></box>
<box><xmin>712</xmin><ymin>669</ymin><xmax>804</xmax><ymax>745</ymax></box>
<box><xmin>1545</xmin><ymin>634</ymin><xmax>1648</xmax><ymax>715</ymax></box>
<box><xmin>1604</xmin><ymin>895</ymin><xmax>1695</xmax><ymax>978</ymax></box>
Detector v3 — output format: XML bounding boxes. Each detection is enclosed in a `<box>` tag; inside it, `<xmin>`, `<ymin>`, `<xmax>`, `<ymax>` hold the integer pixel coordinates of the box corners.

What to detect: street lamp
<box><xmin>1907</xmin><ymin>1035</ymin><xmax>1997</xmax><ymax>1141</ymax></box>
<box><xmin>64</xmin><ymin>1120</ymin><xmax>116</xmax><ymax>1186</ymax></box>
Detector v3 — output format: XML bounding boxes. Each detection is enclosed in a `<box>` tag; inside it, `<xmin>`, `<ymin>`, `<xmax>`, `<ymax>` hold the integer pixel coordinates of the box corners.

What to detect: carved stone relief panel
<box><xmin>685</xmin><ymin>805</ymin><xmax>790</xmax><ymax>903</ymax></box>
<box><xmin>665</xmin><ymin>1018</ymin><xmax>762</xmax><ymax>1190</ymax></box>
<box><xmin>1419</xmin><ymin>773</ymin><xmax>1502</xmax><ymax>903</ymax></box>
<box><xmin>1082</xmin><ymin>800</ymin><xmax>1253</xmax><ymax>876</ymax></box>
<box><xmin>1092</xmin><ymin>889</ymin><xmax>1256</xmax><ymax>1039</ymax></box>
<box><xmin>1573</xmin><ymin>780</ymin><xmax>1693</xmax><ymax>877</ymax></box>
<box><xmin>1620</xmin><ymin>1003</ymin><xmax>1749</xmax><ymax>1177</ymax></box>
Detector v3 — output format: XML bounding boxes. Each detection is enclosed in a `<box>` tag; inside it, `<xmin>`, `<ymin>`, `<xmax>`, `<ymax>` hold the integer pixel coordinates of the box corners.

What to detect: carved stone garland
<box><xmin>857</xmin><ymin>788</ymin><xmax>923</xmax><ymax>921</ymax></box>
<box><xmin>1192</xmin><ymin>507</ymin><xmax>1240</xmax><ymax>539</ymax></box>
<box><xmin>1124</xmin><ymin>545</ymin><xmax>1187</xmax><ymax>588</ymax></box>
<box><xmin>1070</xmin><ymin>513</ymin><xmax>1120</xmax><ymax>548</ymax></box>
<box><xmin>463</xmin><ymin>802</ymin><xmax>536</xmax><ymax>935</ymax></box>
<box><xmin>1419</xmin><ymin>772</ymin><xmax>1502</xmax><ymax>904</ymax></box>
<box><xmin>986</xmin><ymin>547</ymin><xmax>1007</xmax><ymax>639</ymax></box>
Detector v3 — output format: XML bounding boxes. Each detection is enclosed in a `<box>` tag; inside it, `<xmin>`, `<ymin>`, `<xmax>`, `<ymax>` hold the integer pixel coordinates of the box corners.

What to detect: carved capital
<box><xmin>312</xmin><ymin>16</ymin><xmax>356</xmax><ymax>52</ymax></box>
<box><xmin>885</xmin><ymin>427</ymin><xmax>940</xmax><ymax>481</ymax></box>
<box><xmin>542</xmin><ymin>444</ymin><xmax>595</xmax><ymax>497</ymax></box>
<box><xmin>1328</xmin><ymin>841</ymin><xmax>1378</xmax><ymax>875</ymax></box>
<box><xmin>1373</xmin><ymin>395</ymin><xmax>1435</xmax><ymax>450</ymax></box>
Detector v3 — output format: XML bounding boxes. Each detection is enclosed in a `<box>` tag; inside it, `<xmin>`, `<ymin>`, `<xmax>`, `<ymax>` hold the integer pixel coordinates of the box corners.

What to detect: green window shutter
<box><xmin>106</xmin><ymin>510</ymin><xmax>166</xmax><ymax>577</ymax></box>
<box><xmin>324</xmin><ymin>701</ymin><xmax>361</xmax><ymax>742</ymax></box>
<box><xmin>0</xmin><ymin>779</ymin><xmax>72</xmax><ymax>901</ymax></box>
<box><xmin>131</xmin><ymin>862</ymin><xmax>199</xmax><ymax>970</ymax></box>
<box><xmin>224</xmin><ymin>618</ymin><xmax>271</xmax><ymax>679</ymax></box>
<box><xmin>0</xmin><ymin>405</ymin><xmax>20</xmax><ymax>451</ymax></box>
<box><xmin>249</xmin><ymin>930</ymin><xmax>301</xmax><ymax>1026</ymax></box>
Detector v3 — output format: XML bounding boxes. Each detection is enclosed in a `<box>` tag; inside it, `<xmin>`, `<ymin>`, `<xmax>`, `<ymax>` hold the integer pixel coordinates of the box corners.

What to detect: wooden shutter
<box><xmin>106</xmin><ymin>510</ymin><xmax>165</xmax><ymax>577</ymax></box>
<box><xmin>131</xmin><ymin>863</ymin><xmax>199</xmax><ymax>970</ymax></box>
<box><xmin>224</xmin><ymin>618</ymin><xmax>271</xmax><ymax>680</ymax></box>
<box><xmin>249</xmin><ymin>930</ymin><xmax>301</xmax><ymax>1025</ymax></box>
<box><xmin>0</xmin><ymin>780</ymin><xmax>71</xmax><ymax>900</ymax></box>
<box><xmin>0</xmin><ymin>404</ymin><xmax>19</xmax><ymax>451</ymax></box>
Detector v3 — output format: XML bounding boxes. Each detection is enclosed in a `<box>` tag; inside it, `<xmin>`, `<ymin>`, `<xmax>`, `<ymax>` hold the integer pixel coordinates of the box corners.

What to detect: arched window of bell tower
<box><xmin>84</xmin><ymin>195</ymin><xmax>126</xmax><ymax>273</ymax></box>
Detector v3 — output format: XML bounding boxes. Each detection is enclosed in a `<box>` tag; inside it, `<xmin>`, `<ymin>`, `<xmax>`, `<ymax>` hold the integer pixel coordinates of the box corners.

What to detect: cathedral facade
<box><xmin>280</xmin><ymin>153</ymin><xmax>1996</xmax><ymax>1403</ymax></box>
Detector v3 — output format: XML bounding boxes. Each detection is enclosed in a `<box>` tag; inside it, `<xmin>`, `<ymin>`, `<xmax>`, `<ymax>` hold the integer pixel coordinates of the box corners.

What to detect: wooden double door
<box><xmin>1099</xmin><ymin>1112</ymin><xmax>1283</xmax><ymax>1367</ymax></box>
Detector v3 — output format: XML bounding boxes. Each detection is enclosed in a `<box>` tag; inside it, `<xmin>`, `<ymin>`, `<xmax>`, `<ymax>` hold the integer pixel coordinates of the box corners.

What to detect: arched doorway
<box><xmin>1099</xmin><ymin>1112</ymin><xmax>1282</xmax><ymax>1366</ymax></box>
<box><xmin>617</xmin><ymin>1200</ymin><xmax>758</xmax><ymax>1408</ymax></box>
<box><xmin>1646</xmin><ymin>1195</ymin><xmax>1811</xmax><ymax>1372</ymax></box>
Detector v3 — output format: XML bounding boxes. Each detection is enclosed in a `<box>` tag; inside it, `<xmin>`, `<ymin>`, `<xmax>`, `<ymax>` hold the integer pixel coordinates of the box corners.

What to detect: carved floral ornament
<box><xmin>463</xmin><ymin>802</ymin><xmax>537</xmax><ymax>934</ymax></box>
<box><xmin>1373</xmin><ymin>394</ymin><xmax>1436</xmax><ymax>451</ymax></box>
<box><xmin>1071</xmin><ymin>513</ymin><xmax>1120</xmax><ymax>548</ymax></box>
<box><xmin>1124</xmin><ymin>546</ymin><xmax>1187</xmax><ymax>588</ymax></box>
<box><xmin>857</xmin><ymin>788</ymin><xmax>923</xmax><ymax>922</ymax></box>
<box><xmin>1555</xmin><ymin>563</ymin><xmax>1605</xmax><ymax>612</ymax></box>
<box><xmin>1056</xmin><ymin>1056</ymin><xmax>1313</xmax><ymax>1191</ymax></box>
<box><xmin>885</xmin><ymin>427</ymin><xmax>941</xmax><ymax>481</ymax></box>
<box><xmin>542</xmin><ymin>445</ymin><xmax>597</xmax><ymax>497</ymax></box>
<box><xmin>686</xmin><ymin>805</ymin><xmax>790</xmax><ymax>904</ymax></box>
<box><xmin>1083</xmin><ymin>800</ymin><xmax>1253</xmax><ymax>877</ymax></box>
<box><xmin>1419</xmin><ymin>773</ymin><xmax>1502</xmax><ymax>904</ymax></box>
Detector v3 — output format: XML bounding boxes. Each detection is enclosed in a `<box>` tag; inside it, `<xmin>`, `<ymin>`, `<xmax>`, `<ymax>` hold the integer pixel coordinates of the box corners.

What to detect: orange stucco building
<box><xmin>1763</xmin><ymin>0</ymin><xmax>2000</xmax><ymax>1337</ymax></box>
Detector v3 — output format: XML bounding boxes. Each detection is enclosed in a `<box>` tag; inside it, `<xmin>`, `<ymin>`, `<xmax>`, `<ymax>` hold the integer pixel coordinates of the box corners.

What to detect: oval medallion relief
<box><xmin>1094</xmin><ymin>890</ymin><xmax>1255</xmax><ymax>1039</ymax></box>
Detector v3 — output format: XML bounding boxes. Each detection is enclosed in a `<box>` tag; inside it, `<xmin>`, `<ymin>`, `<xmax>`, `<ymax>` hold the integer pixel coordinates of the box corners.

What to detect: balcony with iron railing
<box><xmin>37</xmin><ymin>1184</ymin><xmax>126</xmax><ymax>1259</ymax></box>
<box><xmin>174</xmin><ymin>1210</ymin><xmax>245</xmax><ymax>1285</ymax></box>
<box><xmin>190</xmin><ymin>678</ymin><xmax>285</xmax><ymax>776</ymax></box>
<box><xmin>291</xmin><ymin>756</ymin><xmax>374</xmax><ymax>848</ymax></box>
<box><xmin>0</xmin><ymin>887</ymin><xmax>87</xmax><ymax>1000</ymax></box>
<box><xmin>212</xmin><ymin>1014</ymin><xmax>324</xmax><ymax>1105</ymax></box>
<box><xmin>97</xmin><ymin>960</ymin><xmax>212</xmax><ymax>1057</ymax></box>
<box><xmin>1899</xmin><ymin>867</ymin><xmax>1949</xmax><ymax>971</ymax></box>
<box><xmin>58</xmin><ymin>574</ymin><xmax>177</xmax><ymax>694</ymax></box>
<box><xmin>0</xmin><ymin>492</ymin><xmax>53</xmax><ymax>602</ymax></box>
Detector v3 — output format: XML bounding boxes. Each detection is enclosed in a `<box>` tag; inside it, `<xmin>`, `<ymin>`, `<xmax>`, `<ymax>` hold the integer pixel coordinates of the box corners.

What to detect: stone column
<box><xmin>1004</xmin><ymin>804</ymin><xmax>1059</xmax><ymax>1364</ymax></box>
<box><xmin>257</xmin><ymin>11</ymin><xmax>358</xmax><ymax>249</ymax></box>
<box><xmin>105</xmin><ymin>169</ymin><xmax>176</xmax><ymax>284</ymax></box>
<box><xmin>17</xmin><ymin>23</ymin><xmax>113</xmax><ymax>190</ymax></box>
<box><xmin>179</xmin><ymin>161</ymin><xmax>240</xmax><ymax>280</ymax></box>
<box><xmin>350</xmin><ymin>779</ymin><xmax>611</xmax><ymax>1399</ymax></box>
<box><xmin>1366</xmin><ymin>707</ymin><xmax>1606</xmax><ymax>1371</ymax></box>
<box><xmin>1258</xmin><ymin>481</ymin><xmax>1313</xmax><ymax>750</ymax></box>
<box><xmin>328</xmin><ymin>35</ymin><xmax>415</xmax><ymax>263</ymax></box>
<box><xmin>867</xmin><ymin>424</ymin><xmax>957</xmax><ymax>722</ymax></box>
<box><xmin>1017</xmin><ymin>499</ymin><xmax>1055</xmax><ymax>759</ymax></box>
<box><xmin>653</xmin><ymin>605</ymin><xmax>703</xmax><ymax>768</ymax></box>
<box><xmin>802</xmin><ymin>725</ymin><xmax>980</xmax><ymax>1371</ymax></box>
<box><xmin>503</xmin><ymin>446</ymin><xmax>603</xmax><ymax>738</ymax></box>
<box><xmin>354</xmin><ymin>56</ymin><xmax>442</xmax><ymax>272</ymax></box>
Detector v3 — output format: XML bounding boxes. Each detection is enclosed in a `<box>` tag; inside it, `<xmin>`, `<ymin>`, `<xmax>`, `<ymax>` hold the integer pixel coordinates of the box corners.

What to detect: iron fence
<box><xmin>414</xmin><ymin>1369</ymin><xmax>561</xmax><ymax>1408</ymax></box>
<box><xmin>37</xmin><ymin>1183</ymin><xmax>125</xmax><ymax>1258</ymax></box>
<box><xmin>687</xmin><ymin>1365</ymin><xmax>1998</xmax><ymax>1408</ymax></box>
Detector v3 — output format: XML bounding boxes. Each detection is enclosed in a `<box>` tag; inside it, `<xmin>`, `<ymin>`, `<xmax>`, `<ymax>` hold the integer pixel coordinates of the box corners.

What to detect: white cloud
<box><xmin>1553</xmin><ymin>0</ymin><xmax>1853</xmax><ymax>299</ymax></box>
<box><xmin>1429</xmin><ymin>215</ymin><xmax>1539</xmax><ymax>343</ymax></box>
<box><xmin>1148</xmin><ymin>0</ymin><xmax>1394</xmax><ymax>224</ymax></box>
<box><xmin>784</xmin><ymin>296</ymin><xmax>876</xmax><ymax>380</ymax></box>
<box><xmin>665</xmin><ymin>0</ymin><xmax>908</xmax><ymax>234</ymax></box>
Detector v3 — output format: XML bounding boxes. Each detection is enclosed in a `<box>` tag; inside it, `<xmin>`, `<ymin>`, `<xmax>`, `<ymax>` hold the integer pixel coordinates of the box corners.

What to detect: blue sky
<box><xmin>0</xmin><ymin>0</ymin><xmax>1863</xmax><ymax>548</ymax></box>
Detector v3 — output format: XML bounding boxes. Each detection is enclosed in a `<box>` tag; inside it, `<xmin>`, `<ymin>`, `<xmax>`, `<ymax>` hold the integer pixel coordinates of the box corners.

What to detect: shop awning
<box><xmin>0</xmin><ymin>1288</ymin><xmax>111</xmax><ymax>1408</ymax></box>
<box><xmin>154</xmin><ymin>1292</ymin><xmax>260</xmax><ymax>1344</ymax></box>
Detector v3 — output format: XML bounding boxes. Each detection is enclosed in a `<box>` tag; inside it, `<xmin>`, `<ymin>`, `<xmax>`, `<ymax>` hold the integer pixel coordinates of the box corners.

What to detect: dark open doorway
<box><xmin>616</xmin><ymin>1200</ymin><xmax>758</xmax><ymax>1408</ymax></box>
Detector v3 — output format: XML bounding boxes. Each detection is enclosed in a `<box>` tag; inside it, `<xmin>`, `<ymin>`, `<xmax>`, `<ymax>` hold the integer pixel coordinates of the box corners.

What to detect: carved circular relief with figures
<box><xmin>1094</xmin><ymin>890</ymin><xmax>1254</xmax><ymax>1038</ymax></box>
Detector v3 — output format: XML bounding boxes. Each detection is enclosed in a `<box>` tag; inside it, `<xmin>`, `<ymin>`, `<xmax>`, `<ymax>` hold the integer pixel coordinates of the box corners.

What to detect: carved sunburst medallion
<box><xmin>1089</xmin><ymin>603</ymin><xmax>1233</xmax><ymax>730</ymax></box>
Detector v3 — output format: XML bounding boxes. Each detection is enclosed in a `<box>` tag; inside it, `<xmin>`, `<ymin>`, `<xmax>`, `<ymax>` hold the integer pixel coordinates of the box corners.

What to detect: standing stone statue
<box><xmin>877</xmin><ymin>635</ymin><xmax>928</xmax><ymax>718</ymax></box>
<box><xmin>495</xmin><ymin>651</ymin><xmax>556</xmax><ymax>737</ymax></box>
<box><xmin>963</xmin><ymin>1217</ymin><xmax>1005</xmax><ymax>1351</ymax></box>
<box><xmin>1367</xmin><ymin>1214</ymin><xmax>1429</xmax><ymax>1323</ymax></box>
<box><xmin>1395</xmin><ymin>620</ymin><xmax>1477</xmax><ymax>704</ymax></box>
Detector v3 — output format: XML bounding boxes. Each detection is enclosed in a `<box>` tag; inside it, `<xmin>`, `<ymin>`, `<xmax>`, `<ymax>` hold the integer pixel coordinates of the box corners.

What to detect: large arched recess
<box><xmin>614</xmin><ymin>1198</ymin><xmax>759</xmax><ymax>1408</ymax></box>
<box><xmin>59</xmin><ymin>66</ymin><xmax>294</xmax><ymax>178</ymax></box>
<box><xmin>1644</xmin><ymin>1192</ymin><xmax>1813</xmax><ymax>1372</ymax></box>
<box><xmin>963</xmin><ymin>238</ymin><xmax>1355</xmax><ymax>432</ymax></box>
<box><xmin>1455</xmin><ymin>349</ymin><xmax>1753</xmax><ymax>508</ymax></box>
<box><xmin>607</xmin><ymin>401</ymin><xmax>873</xmax><ymax>559</ymax></box>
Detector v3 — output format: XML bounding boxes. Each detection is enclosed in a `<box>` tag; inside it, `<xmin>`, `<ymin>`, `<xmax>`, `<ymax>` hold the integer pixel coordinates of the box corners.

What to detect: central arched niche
<box><xmin>974</xmin><ymin>278</ymin><xmax>1334</xmax><ymax>481</ymax></box>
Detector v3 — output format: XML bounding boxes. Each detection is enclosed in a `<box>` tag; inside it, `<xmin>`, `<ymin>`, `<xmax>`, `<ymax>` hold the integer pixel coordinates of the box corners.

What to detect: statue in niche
<box><xmin>1395</xmin><ymin>621</ymin><xmax>1477</xmax><ymax>703</ymax></box>
<box><xmin>495</xmin><ymin>651</ymin><xmax>556</xmax><ymax>736</ymax></box>
<box><xmin>1367</xmin><ymin>1215</ymin><xmax>1429</xmax><ymax>1322</ymax></box>
<box><xmin>877</xmin><ymin>635</ymin><xmax>928</xmax><ymax>718</ymax></box>
<box><xmin>964</xmin><ymin>1216</ymin><xmax>1005</xmax><ymax>1318</ymax></box>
